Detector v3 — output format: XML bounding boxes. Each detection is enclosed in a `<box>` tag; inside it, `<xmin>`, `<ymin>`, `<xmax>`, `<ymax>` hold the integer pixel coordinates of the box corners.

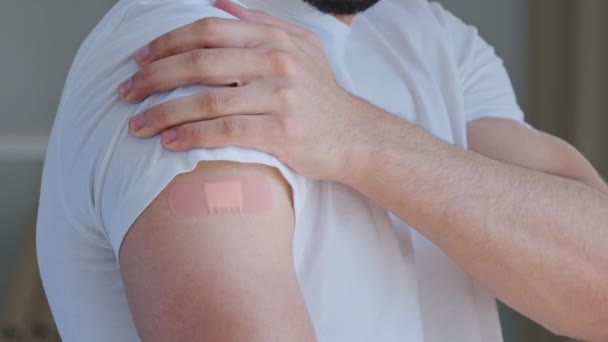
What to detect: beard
<box><xmin>301</xmin><ymin>0</ymin><xmax>382</xmax><ymax>15</ymax></box>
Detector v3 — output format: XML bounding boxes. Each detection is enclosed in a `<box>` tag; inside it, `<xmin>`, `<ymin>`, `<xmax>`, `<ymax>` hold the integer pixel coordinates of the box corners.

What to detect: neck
<box><xmin>332</xmin><ymin>14</ymin><xmax>355</xmax><ymax>25</ymax></box>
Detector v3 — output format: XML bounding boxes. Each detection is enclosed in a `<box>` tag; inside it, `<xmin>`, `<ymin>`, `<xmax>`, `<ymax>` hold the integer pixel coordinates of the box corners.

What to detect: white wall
<box><xmin>0</xmin><ymin>0</ymin><xmax>117</xmax><ymax>308</ymax></box>
<box><xmin>0</xmin><ymin>0</ymin><xmax>118</xmax><ymax>133</ymax></box>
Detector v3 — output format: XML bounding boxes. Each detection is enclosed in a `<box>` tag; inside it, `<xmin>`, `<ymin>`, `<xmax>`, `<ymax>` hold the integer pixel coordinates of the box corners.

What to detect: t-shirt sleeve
<box><xmin>67</xmin><ymin>0</ymin><xmax>308</xmax><ymax>259</ymax></box>
<box><xmin>429</xmin><ymin>3</ymin><xmax>526</xmax><ymax>124</ymax></box>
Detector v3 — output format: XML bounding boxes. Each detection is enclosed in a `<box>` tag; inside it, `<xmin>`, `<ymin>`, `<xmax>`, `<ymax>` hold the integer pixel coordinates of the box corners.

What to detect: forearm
<box><xmin>344</xmin><ymin>102</ymin><xmax>608</xmax><ymax>340</ymax></box>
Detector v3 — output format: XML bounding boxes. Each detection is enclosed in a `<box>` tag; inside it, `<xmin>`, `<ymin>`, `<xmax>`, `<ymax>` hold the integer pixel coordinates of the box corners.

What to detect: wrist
<box><xmin>334</xmin><ymin>95</ymin><xmax>404</xmax><ymax>189</ymax></box>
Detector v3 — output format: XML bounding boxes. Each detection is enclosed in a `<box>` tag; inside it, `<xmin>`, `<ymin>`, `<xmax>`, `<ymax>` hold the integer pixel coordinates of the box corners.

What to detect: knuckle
<box><xmin>198</xmin><ymin>91</ymin><xmax>225</xmax><ymax>113</ymax></box>
<box><xmin>195</xmin><ymin>17</ymin><xmax>219</xmax><ymax>33</ymax></box>
<box><xmin>189</xmin><ymin>49</ymin><xmax>208</xmax><ymax>72</ymax></box>
<box><xmin>270</xmin><ymin>50</ymin><xmax>300</xmax><ymax>78</ymax></box>
<box><xmin>268</xmin><ymin>27</ymin><xmax>290</xmax><ymax>44</ymax></box>
<box><xmin>220</xmin><ymin>118</ymin><xmax>244</xmax><ymax>136</ymax></box>
<box><xmin>276</xmin><ymin>87</ymin><xmax>298</xmax><ymax>109</ymax></box>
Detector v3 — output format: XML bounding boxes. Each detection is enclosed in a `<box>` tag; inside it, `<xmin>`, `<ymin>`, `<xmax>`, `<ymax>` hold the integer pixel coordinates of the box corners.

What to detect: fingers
<box><xmin>135</xmin><ymin>16</ymin><xmax>291</xmax><ymax>66</ymax></box>
<box><xmin>213</xmin><ymin>0</ymin><xmax>307</xmax><ymax>36</ymax></box>
<box><xmin>129</xmin><ymin>81</ymin><xmax>276</xmax><ymax>137</ymax></box>
<box><xmin>135</xmin><ymin>17</ymin><xmax>266</xmax><ymax>65</ymax></box>
<box><xmin>134</xmin><ymin>1</ymin><xmax>311</xmax><ymax>66</ymax></box>
<box><xmin>160</xmin><ymin>114</ymin><xmax>281</xmax><ymax>155</ymax></box>
<box><xmin>120</xmin><ymin>48</ymin><xmax>268</xmax><ymax>103</ymax></box>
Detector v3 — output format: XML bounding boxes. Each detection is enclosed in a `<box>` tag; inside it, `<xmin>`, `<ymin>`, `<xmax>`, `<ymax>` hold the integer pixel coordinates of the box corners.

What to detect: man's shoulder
<box><xmin>53</xmin><ymin>0</ymin><xmax>239</xmax><ymax>199</ymax></box>
<box><xmin>360</xmin><ymin>0</ymin><xmax>455</xmax><ymax>44</ymax></box>
<box><xmin>114</xmin><ymin>0</ymin><xmax>225</xmax><ymax>30</ymax></box>
<box><xmin>357</xmin><ymin>0</ymin><xmax>458</xmax><ymax>60</ymax></box>
<box><xmin>360</xmin><ymin>0</ymin><xmax>482</xmax><ymax>69</ymax></box>
<box><xmin>364</xmin><ymin>0</ymin><xmax>468</xmax><ymax>35</ymax></box>
<box><xmin>76</xmin><ymin>0</ymin><xmax>232</xmax><ymax>63</ymax></box>
<box><xmin>63</xmin><ymin>0</ymin><xmax>236</xmax><ymax>111</ymax></box>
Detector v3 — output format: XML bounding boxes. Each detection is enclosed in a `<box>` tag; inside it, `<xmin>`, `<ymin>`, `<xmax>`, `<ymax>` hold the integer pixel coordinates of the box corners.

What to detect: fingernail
<box><xmin>119</xmin><ymin>78</ymin><xmax>133</xmax><ymax>97</ymax></box>
<box><xmin>162</xmin><ymin>130</ymin><xmax>178</xmax><ymax>145</ymax></box>
<box><xmin>214</xmin><ymin>0</ymin><xmax>237</xmax><ymax>8</ymax></box>
<box><xmin>129</xmin><ymin>114</ymin><xmax>146</xmax><ymax>132</ymax></box>
<box><xmin>135</xmin><ymin>46</ymin><xmax>152</xmax><ymax>64</ymax></box>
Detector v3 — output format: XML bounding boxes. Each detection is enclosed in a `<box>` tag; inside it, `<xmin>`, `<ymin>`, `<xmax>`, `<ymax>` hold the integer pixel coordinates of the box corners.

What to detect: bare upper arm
<box><xmin>119</xmin><ymin>161</ymin><xmax>315</xmax><ymax>342</ymax></box>
<box><xmin>467</xmin><ymin>118</ymin><xmax>607</xmax><ymax>191</ymax></box>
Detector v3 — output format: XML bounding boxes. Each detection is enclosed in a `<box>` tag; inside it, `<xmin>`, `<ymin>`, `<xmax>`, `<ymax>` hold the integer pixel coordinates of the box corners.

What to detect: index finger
<box><xmin>136</xmin><ymin>17</ymin><xmax>271</xmax><ymax>65</ymax></box>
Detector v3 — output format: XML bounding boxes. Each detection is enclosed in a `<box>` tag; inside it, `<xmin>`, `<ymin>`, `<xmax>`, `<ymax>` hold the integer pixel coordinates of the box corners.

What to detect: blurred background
<box><xmin>0</xmin><ymin>0</ymin><xmax>605</xmax><ymax>341</ymax></box>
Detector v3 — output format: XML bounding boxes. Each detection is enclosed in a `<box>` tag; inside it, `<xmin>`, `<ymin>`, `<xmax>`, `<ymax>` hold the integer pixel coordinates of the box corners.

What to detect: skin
<box><xmin>119</xmin><ymin>0</ymin><xmax>608</xmax><ymax>340</ymax></box>
<box><xmin>334</xmin><ymin>15</ymin><xmax>354</xmax><ymax>25</ymax></box>
<box><xmin>120</xmin><ymin>161</ymin><xmax>316</xmax><ymax>341</ymax></box>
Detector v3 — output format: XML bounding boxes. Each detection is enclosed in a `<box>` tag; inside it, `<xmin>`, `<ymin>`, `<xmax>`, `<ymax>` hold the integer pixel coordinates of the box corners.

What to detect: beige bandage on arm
<box><xmin>168</xmin><ymin>175</ymin><xmax>274</xmax><ymax>218</ymax></box>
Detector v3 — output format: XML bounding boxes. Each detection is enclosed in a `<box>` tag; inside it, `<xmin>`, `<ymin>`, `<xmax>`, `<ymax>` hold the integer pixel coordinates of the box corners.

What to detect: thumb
<box><xmin>213</xmin><ymin>0</ymin><xmax>250</xmax><ymax>20</ymax></box>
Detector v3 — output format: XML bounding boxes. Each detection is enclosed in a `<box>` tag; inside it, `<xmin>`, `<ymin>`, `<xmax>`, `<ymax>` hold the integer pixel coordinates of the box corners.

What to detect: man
<box><xmin>37</xmin><ymin>0</ymin><xmax>608</xmax><ymax>341</ymax></box>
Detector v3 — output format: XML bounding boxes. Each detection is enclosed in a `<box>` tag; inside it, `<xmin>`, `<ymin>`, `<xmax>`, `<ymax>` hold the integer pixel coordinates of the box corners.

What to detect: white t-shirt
<box><xmin>37</xmin><ymin>0</ymin><xmax>525</xmax><ymax>341</ymax></box>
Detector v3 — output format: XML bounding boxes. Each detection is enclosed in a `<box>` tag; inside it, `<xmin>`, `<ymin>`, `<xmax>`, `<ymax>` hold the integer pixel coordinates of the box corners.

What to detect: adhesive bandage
<box><xmin>168</xmin><ymin>175</ymin><xmax>273</xmax><ymax>218</ymax></box>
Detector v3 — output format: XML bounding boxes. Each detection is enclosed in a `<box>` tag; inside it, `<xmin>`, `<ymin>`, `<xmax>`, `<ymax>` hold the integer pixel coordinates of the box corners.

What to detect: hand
<box><xmin>117</xmin><ymin>0</ymin><xmax>372</xmax><ymax>181</ymax></box>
